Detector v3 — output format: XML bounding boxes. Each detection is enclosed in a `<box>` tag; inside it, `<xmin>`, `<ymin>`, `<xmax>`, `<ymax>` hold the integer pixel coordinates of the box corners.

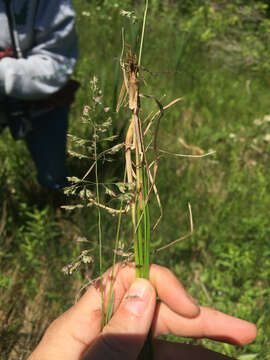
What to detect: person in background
<box><xmin>0</xmin><ymin>0</ymin><xmax>79</xmax><ymax>189</ymax></box>
<box><xmin>29</xmin><ymin>264</ymin><xmax>257</xmax><ymax>360</ymax></box>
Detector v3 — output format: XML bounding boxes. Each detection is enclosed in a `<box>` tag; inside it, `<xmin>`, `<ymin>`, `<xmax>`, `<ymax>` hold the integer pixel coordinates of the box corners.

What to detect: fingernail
<box><xmin>123</xmin><ymin>279</ymin><xmax>151</xmax><ymax>316</ymax></box>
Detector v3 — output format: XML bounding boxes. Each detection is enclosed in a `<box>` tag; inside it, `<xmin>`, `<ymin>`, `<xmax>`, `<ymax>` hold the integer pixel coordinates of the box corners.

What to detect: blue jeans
<box><xmin>25</xmin><ymin>106</ymin><xmax>69</xmax><ymax>189</ymax></box>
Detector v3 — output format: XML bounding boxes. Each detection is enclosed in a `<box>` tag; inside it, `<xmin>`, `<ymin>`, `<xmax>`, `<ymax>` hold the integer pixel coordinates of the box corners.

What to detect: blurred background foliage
<box><xmin>0</xmin><ymin>0</ymin><xmax>270</xmax><ymax>359</ymax></box>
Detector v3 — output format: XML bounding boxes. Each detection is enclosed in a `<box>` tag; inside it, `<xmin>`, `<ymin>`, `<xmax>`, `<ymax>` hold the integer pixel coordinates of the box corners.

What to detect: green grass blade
<box><xmin>143</xmin><ymin>169</ymin><xmax>150</xmax><ymax>279</ymax></box>
<box><xmin>136</xmin><ymin>204</ymin><xmax>144</xmax><ymax>278</ymax></box>
<box><xmin>106</xmin><ymin>290</ymin><xmax>115</xmax><ymax>324</ymax></box>
<box><xmin>94</xmin><ymin>125</ymin><xmax>105</xmax><ymax>328</ymax></box>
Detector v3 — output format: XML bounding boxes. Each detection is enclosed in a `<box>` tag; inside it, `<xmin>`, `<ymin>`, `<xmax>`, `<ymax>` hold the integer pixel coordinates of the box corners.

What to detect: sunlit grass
<box><xmin>0</xmin><ymin>1</ymin><xmax>270</xmax><ymax>359</ymax></box>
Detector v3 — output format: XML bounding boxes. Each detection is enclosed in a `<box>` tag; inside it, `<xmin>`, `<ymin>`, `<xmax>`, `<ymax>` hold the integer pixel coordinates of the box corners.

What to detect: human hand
<box><xmin>28</xmin><ymin>264</ymin><xmax>257</xmax><ymax>360</ymax></box>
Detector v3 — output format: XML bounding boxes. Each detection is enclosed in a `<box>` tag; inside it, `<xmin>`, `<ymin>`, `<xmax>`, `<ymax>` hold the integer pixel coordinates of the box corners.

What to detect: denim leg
<box><xmin>25</xmin><ymin>106</ymin><xmax>69</xmax><ymax>189</ymax></box>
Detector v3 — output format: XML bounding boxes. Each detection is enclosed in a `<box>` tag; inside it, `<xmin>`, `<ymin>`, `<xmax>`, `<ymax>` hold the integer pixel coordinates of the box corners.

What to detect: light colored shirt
<box><xmin>0</xmin><ymin>0</ymin><xmax>78</xmax><ymax>100</ymax></box>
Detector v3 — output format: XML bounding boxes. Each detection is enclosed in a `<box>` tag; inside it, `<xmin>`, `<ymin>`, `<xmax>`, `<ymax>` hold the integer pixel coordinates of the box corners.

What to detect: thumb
<box><xmin>83</xmin><ymin>278</ymin><xmax>156</xmax><ymax>360</ymax></box>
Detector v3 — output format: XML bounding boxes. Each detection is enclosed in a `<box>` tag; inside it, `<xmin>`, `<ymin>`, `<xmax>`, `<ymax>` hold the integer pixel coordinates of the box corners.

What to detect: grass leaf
<box><xmin>106</xmin><ymin>290</ymin><xmax>115</xmax><ymax>324</ymax></box>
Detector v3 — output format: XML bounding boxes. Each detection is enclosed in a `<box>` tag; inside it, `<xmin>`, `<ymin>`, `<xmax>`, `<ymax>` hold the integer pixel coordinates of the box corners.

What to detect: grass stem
<box><xmin>94</xmin><ymin>125</ymin><xmax>105</xmax><ymax>328</ymax></box>
<box><xmin>138</xmin><ymin>0</ymin><xmax>149</xmax><ymax>67</ymax></box>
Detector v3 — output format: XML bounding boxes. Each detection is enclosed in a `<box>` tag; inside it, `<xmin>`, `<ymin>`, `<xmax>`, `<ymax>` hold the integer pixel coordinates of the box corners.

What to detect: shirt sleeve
<box><xmin>0</xmin><ymin>0</ymin><xmax>78</xmax><ymax>100</ymax></box>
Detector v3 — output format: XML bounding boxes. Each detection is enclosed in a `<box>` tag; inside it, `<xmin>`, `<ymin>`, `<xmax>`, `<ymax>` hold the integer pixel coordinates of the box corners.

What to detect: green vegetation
<box><xmin>1</xmin><ymin>1</ymin><xmax>270</xmax><ymax>359</ymax></box>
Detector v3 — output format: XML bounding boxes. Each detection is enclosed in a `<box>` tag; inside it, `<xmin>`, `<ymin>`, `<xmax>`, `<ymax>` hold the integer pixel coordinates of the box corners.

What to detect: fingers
<box><xmin>29</xmin><ymin>263</ymin><xmax>198</xmax><ymax>360</ymax></box>
<box><xmin>97</xmin><ymin>264</ymin><xmax>256</xmax><ymax>348</ymax></box>
<box><xmin>149</xmin><ymin>264</ymin><xmax>200</xmax><ymax>317</ymax></box>
<box><xmin>154</xmin><ymin>340</ymin><xmax>234</xmax><ymax>360</ymax></box>
<box><xmin>102</xmin><ymin>263</ymin><xmax>200</xmax><ymax>319</ymax></box>
<box><xmin>153</xmin><ymin>303</ymin><xmax>257</xmax><ymax>346</ymax></box>
<box><xmin>29</xmin><ymin>263</ymin><xmax>257</xmax><ymax>360</ymax></box>
<box><xmin>28</xmin><ymin>285</ymin><xmax>102</xmax><ymax>360</ymax></box>
<box><xmin>82</xmin><ymin>278</ymin><xmax>156</xmax><ymax>360</ymax></box>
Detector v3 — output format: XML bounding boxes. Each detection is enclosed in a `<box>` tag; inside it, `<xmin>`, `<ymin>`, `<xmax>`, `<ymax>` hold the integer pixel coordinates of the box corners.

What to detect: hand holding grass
<box><xmin>28</xmin><ymin>264</ymin><xmax>257</xmax><ymax>360</ymax></box>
